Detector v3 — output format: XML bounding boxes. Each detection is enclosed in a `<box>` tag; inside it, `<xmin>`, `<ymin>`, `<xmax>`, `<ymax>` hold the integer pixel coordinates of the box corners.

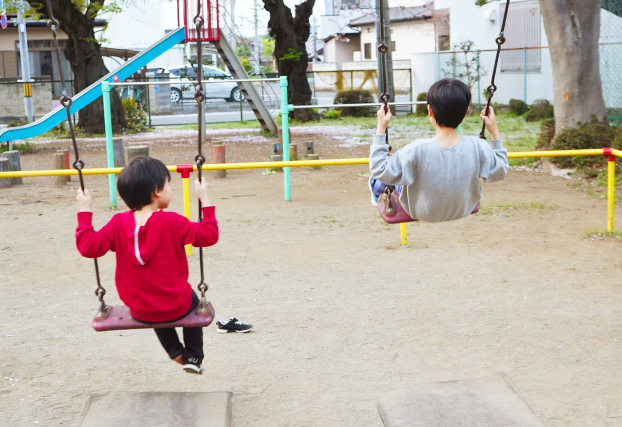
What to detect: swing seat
<box><xmin>378</xmin><ymin>189</ymin><xmax>481</xmax><ymax>224</ymax></box>
<box><xmin>92</xmin><ymin>302</ymin><xmax>215</xmax><ymax>332</ymax></box>
<box><xmin>378</xmin><ymin>189</ymin><xmax>416</xmax><ymax>224</ymax></box>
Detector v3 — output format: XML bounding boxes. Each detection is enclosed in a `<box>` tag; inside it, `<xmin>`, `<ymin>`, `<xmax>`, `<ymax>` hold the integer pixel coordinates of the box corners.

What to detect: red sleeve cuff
<box><xmin>201</xmin><ymin>206</ymin><xmax>216</xmax><ymax>220</ymax></box>
<box><xmin>77</xmin><ymin>211</ymin><xmax>94</xmax><ymax>225</ymax></box>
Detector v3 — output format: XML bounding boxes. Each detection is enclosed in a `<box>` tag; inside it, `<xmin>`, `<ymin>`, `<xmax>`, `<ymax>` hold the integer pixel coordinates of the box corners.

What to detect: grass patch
<box><xmin>584</xmin><ymin>227</ymin><xmax>622</xmax><ymax>241</ymax></box>
<box><xmin>480</xmin><ymin>200</ymin><xmax>557</xmax><ymax>214</ymax></box>
<box><xmin>0</xmin><ymin>142</ymin><xmax>35</xmax><ymax>154</ymax></box>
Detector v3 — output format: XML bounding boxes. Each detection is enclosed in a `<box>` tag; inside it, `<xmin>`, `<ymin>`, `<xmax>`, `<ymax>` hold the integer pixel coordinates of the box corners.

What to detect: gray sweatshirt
<box><xmin>370</xmin><ymin>134</ymin><xmax>508</xmax><ymax>222</ymax></box>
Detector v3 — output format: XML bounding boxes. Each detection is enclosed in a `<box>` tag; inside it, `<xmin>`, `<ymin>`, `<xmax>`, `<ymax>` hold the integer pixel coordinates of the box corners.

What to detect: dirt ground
<box><xmin>1</xmin><ymin>126</ymin><xmax>621</xmax><ymax>427</ymax></box>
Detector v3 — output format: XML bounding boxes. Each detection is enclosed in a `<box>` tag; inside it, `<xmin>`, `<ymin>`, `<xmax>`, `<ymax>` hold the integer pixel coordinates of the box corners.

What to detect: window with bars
<box><xmin>499</xmin><ymin>0</ymin><xmax>541</xmax><ymax>73</ymax></box>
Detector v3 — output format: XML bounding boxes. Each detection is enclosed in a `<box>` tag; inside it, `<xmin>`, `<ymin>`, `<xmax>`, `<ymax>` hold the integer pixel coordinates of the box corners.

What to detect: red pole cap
<box><xmin>603</xmin><ymin>147</ymin><xmax>615</xmax><ymax>162</ymax></box>
<box><xmin>176</xmin><ymin>164</ymin><xmax>194</xmax><ymax>178</ymax></box>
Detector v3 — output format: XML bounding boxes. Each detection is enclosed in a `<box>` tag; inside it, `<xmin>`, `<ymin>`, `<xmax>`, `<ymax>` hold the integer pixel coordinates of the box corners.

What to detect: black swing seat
<box><xmin>92</xmin><ymin>302</ymin><xmax>215</xmax><ymax>332</ymax></box>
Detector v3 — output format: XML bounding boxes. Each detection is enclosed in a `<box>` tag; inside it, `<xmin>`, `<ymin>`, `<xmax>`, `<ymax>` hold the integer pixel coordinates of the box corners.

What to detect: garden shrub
<box><xmin>7</xmin><ymin>119</ymin><xmax>27</xmax><ymax>127</ymax></box>
<box><xmin>334</xmin><ymin>90</ymin><xmax>375</xmax><ymax>117</ymax></box>
<box><xmin>508</xmin><ymin>99</ymin><xmax>529</xmax><ymax>116</ymax></box>
<box><xmin>415</xmin><ymin>92</ymin><xmax>427</xmax><ymax>116</ymax></box>
<box><xmin>323</xmin><ymin>109</ymin><xmax>341</xmax><ymax>119</ymax></box>
<box><xmin>525</xmin><ymin>99</ymin><xmax>554</xmax><ymax>122</ymax></box>
<box><xmin>536</xmin><ymin>118</ymin><xmax>556</xmax><ymax>150</ymax></box>
<box><xmin>550</xmin><ymin>119</ymin><xmax>618</xmax><ymax>169</ymax></box>
<box><xmin>122</xmin><ymin>97</ymin><xmax>147</xmax><ymax>133</ymax></box>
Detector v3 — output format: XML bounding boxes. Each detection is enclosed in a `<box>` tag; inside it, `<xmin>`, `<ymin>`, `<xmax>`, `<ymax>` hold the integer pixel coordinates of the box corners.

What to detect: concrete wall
<box><xmin>0</xmin><ymin>79</ymin><xmax>53</xmax><ymax>119</ymax></box>
<box><xmin>357</xmin><ymin>20</ymin><xmax>435</xmax><ymax>62</ymax></box>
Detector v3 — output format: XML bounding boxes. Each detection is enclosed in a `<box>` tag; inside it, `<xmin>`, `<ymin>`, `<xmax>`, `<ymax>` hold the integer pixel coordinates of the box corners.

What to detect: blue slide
<box><xmin>0</xmin><ymin>27</ymin><xmax>186</xmax><ymax>143</ymax></box>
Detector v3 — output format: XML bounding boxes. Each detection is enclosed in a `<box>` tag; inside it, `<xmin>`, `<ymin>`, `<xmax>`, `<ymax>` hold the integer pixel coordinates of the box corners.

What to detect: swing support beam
<box><xmin>2</xmin><ymin>149</ymin><xmax>621</xmax><ymax>242</ymax></box>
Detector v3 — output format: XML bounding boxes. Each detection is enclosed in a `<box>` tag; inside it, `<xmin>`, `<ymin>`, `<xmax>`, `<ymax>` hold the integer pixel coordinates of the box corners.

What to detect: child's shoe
<box><xmin>216</xmin><ymin>317</ymin><xmax>253</xmax><ymax>333</ymax></box>
<box><xmin>183</xmin><ymin>356</ymin><xmax>203</xmax><ymax>374</ymax></box>
<box><xmin>368</xmin><ymin>176</ymin><xmax>378</xmax><ymax>206</ymax></box>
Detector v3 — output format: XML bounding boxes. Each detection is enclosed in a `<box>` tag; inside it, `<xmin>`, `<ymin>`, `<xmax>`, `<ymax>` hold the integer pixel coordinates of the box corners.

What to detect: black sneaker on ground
<box><xmin>216</xmin><ymin>317</ymin><xmax>253</xmax><ymax>333</ymax></box>
<box><xmin>183</xmin><ymin>356</ymin><xmax>203</xmax><ymax>374</ymax></box>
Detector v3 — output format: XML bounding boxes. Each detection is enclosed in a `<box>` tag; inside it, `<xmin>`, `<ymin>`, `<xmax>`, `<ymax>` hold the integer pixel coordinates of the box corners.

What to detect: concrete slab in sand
<box><xmin>79</xmin><ymin>392</ymin><xmax>232</xmax><ymax>427</ymax></box>
<box><xmin>377</xmin><ymin>374</ymin><xmax>544</xmax><ymax>427</ymax></box>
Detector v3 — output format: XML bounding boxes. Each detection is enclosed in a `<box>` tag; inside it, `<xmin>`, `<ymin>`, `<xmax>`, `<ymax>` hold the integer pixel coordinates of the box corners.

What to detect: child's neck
<box><xmin>434</xmin><ymin>125</ymin><xmax>462</xmax><ymax>148</ymax></box>
<box><xmin>134</xmin><ymin>202</ymin><xmax>160</xmax><ymax>226</ymax></box>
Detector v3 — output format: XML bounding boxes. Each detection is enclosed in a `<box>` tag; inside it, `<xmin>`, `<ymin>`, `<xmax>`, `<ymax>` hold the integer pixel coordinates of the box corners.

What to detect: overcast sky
<box><xmin>162</xmin><ymin>0</ymin><xmax>325</xmax><ymax>38</ymax></box>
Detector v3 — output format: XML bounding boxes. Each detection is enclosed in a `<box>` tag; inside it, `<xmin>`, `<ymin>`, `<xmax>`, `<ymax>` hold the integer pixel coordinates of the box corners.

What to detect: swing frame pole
<box><xmin>102</xmin><ymin>81</ymin><xmax>117</xmax><ymax>208</ymax></box>
<box><xmin>604</xmin><ymin>148</ymin><xmax>616</xmax><ymax>232</ymax></box>
<box><xmin>177</xmin><ymin>164</ymin><xmax>195</xmax><ymax>256</ymax></box>
<box><xmin>280</xmin><ymin>76</ymin><xmax>294</xmax><ymax>201</ymax></box>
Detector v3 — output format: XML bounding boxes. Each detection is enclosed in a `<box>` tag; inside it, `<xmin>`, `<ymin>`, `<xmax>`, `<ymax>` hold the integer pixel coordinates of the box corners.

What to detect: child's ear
<box><xmin>427</xmin><ymin>104</ymin><xmax>433</xmax><ymax>117</ymax></box>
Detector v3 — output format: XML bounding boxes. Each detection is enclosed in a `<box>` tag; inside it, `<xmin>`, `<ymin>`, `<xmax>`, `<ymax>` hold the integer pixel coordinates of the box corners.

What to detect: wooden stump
<box><xmin>270</xmin><ymin>142</ymin><xmax>282</xmax><ymax>156</ymax></box>
<box><xmin>305</xmin><ymin>141</ymin><xmax>314</xmax><ymax>156</ymax></box>
<box><xmin>57</xmin><ymin>149</ymin><xmax>70</xmax><ymax>182</ymax></box>
<box><xmin>212</xmin><ymin>145</ymin><xmax>226</xmax><ymax>178</ymax></box>
<box><xmin>269</xmin><ymin>154</ymin><xmax>282</xmax><ymax>172</ymax></box>
<box><xmin>0</xmin><ymin>158</ymin><xmax>11</xmax><ymax>188</ymax></box>
<box><xmin>307</xmin><ymin>153</ymin><xmax>320</xmax><ymax>169</ymax></box>
<box><xmin>1</xmin><ymin>150</ymin><xmax>22</xmax><ymax>185</ymax></box>
<box><xmin>125</xmin><ymin>145</ymin><xmax>149</xmax><ymax>164</ymax></box>
<box><xmin>277</xmin><ymin>128</ymin><xmax>291</xmax><ymax>145</ymax></box>
<box><xmin>53</xmin><ymin>153</ymin><xmax>67</xmax><ymax>187</ymax></box>
<box><xmin>289</xmin><ymin>145</ymin><xmax>298</xmax><ymax>161</ymax></box>
<box><xmin>113</xmin><ymin>138</ymin><xmax>125</xmax><ymax>167</ymax></box>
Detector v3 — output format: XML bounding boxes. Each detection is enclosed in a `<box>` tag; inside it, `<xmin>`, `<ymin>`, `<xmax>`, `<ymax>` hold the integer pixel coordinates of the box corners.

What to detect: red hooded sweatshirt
<box><xmin>76</xmin><ymin>207</ymin><xmax>218</xmax><ymax>322</ymax></box>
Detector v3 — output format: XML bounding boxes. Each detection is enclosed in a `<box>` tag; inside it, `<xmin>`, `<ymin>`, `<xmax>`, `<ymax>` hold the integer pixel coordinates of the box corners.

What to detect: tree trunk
<box><xmin>539</xmin><ymin>0</ymin><xmax>606</xmax><ymax>133</ymax></box>
<box><xmin>28</xmin><ymin>0</ymin><xmax>126</xmax><ymax>134</ymax></box>
<box><xmin>262</xmin><ymin>0</ymin><xmax>319</xmax><ymax>121</ymax></box>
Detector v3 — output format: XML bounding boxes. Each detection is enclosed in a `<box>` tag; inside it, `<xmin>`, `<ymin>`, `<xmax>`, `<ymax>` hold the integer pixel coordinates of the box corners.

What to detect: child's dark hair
<box><xmin>427</xmin><ymin>78</ymin><xmax>471</xmax><ymax>128</ymax></box>
<box><xmin>117</xmin><ymin>156</ymin><xmax>170</xmax><ymax>210</ymax></box>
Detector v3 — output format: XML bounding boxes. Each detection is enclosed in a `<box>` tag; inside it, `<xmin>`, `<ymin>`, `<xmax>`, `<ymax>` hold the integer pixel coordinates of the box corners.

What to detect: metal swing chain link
<box><xmin>377</xmin><ymin>0</ymin><xmax>390</xmax><ymax>147</ymax></box>
<box><xmin>44</xmin><ymin>0</ymin><xmax>108</xmax><ymax>315</ymax></box>
<box><xmin>194</xmin><ymin>2</ymin><xmax>209</xmax><ymax>312</ymax></box>
<box><xmin>480</xmin><ymin>0</ymin><xmax>511</xmax><ymax>140</ymax></box>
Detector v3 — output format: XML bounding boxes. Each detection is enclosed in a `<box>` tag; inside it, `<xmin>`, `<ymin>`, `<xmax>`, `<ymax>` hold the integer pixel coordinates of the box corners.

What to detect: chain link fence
<box><xmin>311</xmin><ymin>69</ymin><xmax>413</xmax><ymax>113</ymax></box>
<box><xmin>601</xmin><ymin>1</ymin><xmax>622</xmax><ymax>123</ymax></box>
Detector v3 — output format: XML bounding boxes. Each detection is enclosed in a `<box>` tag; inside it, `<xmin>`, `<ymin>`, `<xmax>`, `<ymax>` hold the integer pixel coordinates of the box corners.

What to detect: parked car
<box><xmin>156</xmin><ymin>65</ymin><xmax>242</xmax><ymax>103</ymax></box>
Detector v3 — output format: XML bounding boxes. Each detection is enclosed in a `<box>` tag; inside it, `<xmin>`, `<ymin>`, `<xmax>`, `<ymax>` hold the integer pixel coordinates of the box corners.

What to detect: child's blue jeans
<box><xmin>371</xmin><ymin>177</ymin><xmax>402</xmax><ymax>199</ymax></box>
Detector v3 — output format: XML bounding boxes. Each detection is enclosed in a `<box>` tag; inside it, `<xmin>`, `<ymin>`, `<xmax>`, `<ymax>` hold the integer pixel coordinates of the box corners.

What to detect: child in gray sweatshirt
<box><xmin>368</xmin><ymin>78</ymin><xmax>509</xmax><ymax>223</ymax></box>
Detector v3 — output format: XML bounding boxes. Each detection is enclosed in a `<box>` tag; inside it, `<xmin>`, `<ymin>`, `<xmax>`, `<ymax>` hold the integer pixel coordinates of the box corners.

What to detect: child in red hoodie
<box><xmin>75</xmin><ymin>156</ymin><xmax>218</xmax><ymax>374</ymax></box>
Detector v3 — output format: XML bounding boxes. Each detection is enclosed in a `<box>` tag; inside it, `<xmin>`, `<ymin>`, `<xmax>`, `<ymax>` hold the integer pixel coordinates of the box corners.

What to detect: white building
<box><xmin>100</xmin><ymin>0</ymin><xmax>184</xmax><ymax>72</ymax></box>
<box><xmin>413</xmin><ymin>1</ymin><xmax>622</xmax><ymax>108</ymax></box>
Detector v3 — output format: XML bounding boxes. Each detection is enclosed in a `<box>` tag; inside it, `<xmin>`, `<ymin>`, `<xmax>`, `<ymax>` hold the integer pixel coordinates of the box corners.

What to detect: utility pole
<box><xmin>254</xmin><ymin>0</ymin><xmax>260</xmax><ymax>74</ymax></box>
<box><xmin>375</xmin><ymin>0</ymin><xmax>395</xmax><ymax>114</ymax></box>
<box><xmin>312</xmin><ymin>17</ymin><xmax>317</xmax><ymax>63</ymax></box>
<box><xmin>230</xmin><ymin>0</ymin><xmax>236</xmax><ymax>51</ymax></box>
<box><xmin>17</xmin><ymin>2</ymin><xmax>34</xmax><ymax>122</ymax></box>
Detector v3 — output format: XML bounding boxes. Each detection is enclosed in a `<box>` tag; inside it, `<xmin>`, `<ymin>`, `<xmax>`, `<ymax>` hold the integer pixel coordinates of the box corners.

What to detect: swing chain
<box><xmin>194</xmin><ymin>0</ymin><xmax>210</xmax><ymax>313</ymax></box>
<box><xmin>377</xmin><ymin>0</ymin><xmax>391</xmax><ymax>149</ymax></box>
<box><xmin>45</xmin><ymin>0</ymin><xmax>107</xmax><ymax>313</ymax></box>
<box><xmin>480</xmin><ymin>0</ymin><xmax>510</xmax><ymax>140</ymax></box>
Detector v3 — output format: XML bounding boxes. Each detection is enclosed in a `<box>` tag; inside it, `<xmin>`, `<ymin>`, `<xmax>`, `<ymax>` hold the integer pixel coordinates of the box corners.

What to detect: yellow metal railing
<box><xmin>1</xmin><ymin>149</ymin><xmax>620</xmax><ymax>242</ymax></box>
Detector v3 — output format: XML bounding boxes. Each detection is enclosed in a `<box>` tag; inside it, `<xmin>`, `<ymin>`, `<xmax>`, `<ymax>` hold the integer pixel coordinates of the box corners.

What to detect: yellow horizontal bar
<box><xmin>0</xmin><ymin>159</ymin><xmax>369</xmax><ymax>178</ymax></box>
<box><xmin>0</xmin><ymin>148</ymin><xmax>615</xmax><ymax>179</ymax></box>
<box><xmin>507</xmin><ymin>149</ymin><xmax>604</xmax><ymax>159</ymax></box>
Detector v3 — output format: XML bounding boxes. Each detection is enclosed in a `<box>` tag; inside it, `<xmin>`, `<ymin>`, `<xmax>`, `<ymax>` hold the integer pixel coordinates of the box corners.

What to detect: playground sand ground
<box><xmin>0</xmin><ymin>127</ymin><xmax>621</xmax><ymax>426</ymax></box>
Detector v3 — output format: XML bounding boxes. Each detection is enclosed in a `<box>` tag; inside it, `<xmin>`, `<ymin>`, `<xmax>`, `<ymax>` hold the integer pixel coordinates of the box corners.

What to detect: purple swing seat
<box><xmin>92</xmin><ymin>302</ymin><xmax>215</xmax><ymax>332</ymax></box>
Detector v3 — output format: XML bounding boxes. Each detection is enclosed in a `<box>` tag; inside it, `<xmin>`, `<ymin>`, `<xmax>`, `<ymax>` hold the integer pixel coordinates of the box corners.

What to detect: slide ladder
<box><xmin>213</xmin><ymin>35</ymin><xmax>279</xmax><ymax>135</ymax></box>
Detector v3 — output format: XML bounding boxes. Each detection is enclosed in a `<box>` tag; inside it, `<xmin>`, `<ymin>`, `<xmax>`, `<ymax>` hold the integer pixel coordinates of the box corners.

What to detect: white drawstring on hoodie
<box><xmin>134</xmin><ymin>225</ymin><xmax>146</xmax><ymax>266</ymax></box>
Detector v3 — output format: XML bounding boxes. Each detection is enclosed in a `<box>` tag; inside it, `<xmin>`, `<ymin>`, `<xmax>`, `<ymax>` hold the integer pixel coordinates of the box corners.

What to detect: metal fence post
<box><xmin>240</xmin><ymin>88</ymin><xmax>243</xmax><ymax>122</ymax></box>
<box><xmin>101</xmin><ymin>81</ymin><xmax>117</xmax><ymax>208</ymax></box>
<box><xmin>147</xmin><ymin>80</ymin><xmax>152</xmax><ymax>128</ymax></box>
<box><xmin>477</xmin><ymin>50</ymin><xmax>481</xmax><ymax>111</ymax></box>
<box><xmin>523</xmin><ymin>47</ymin><xmax>527</xmax><ymax>103</ymax></box>
<box><xmin>280</xmin><ymin>76</ymin><xmax>294</xmax><ymax>201</ymax></box>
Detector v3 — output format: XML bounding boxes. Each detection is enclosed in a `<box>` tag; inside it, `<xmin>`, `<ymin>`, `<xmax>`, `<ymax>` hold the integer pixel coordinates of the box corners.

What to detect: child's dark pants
<box><xmin>151</xmin><ymin>291</ymin><xmax>204</xmax><ymax>363</ymax></box>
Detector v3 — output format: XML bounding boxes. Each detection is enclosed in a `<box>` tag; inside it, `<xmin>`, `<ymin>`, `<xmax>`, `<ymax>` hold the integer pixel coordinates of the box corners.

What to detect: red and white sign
<box><xmin>0</xmin><ymin>15</ymin><xmax>7</xmax><ymax>30</ymax></box>
<box><xmin>113</xmin><ymin>75</ymin><xmax>119</xmax><ymax>83</ymax></box>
